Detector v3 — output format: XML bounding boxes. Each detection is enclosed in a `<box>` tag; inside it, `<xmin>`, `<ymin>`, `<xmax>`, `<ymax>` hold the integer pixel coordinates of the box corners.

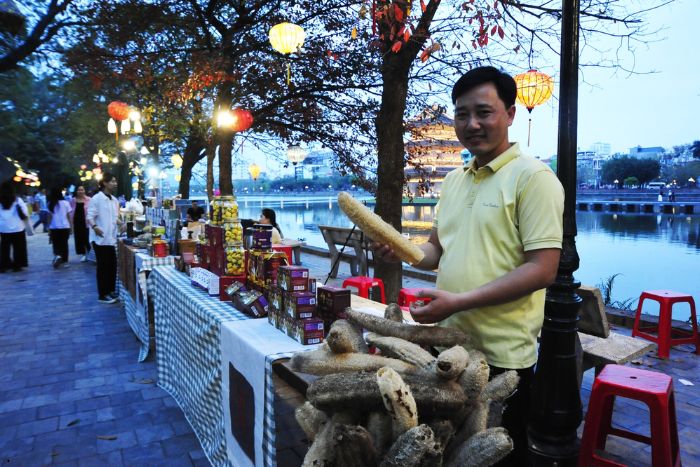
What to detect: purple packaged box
<box><xmin>285</xmin><ymin>291</ymin><xmax>316</xmax><ymax>319</ymax></box>
<box><xmin>278</xmin><ymin>265</ymin><xmax>309</xmax><ymax>292</ymax></box>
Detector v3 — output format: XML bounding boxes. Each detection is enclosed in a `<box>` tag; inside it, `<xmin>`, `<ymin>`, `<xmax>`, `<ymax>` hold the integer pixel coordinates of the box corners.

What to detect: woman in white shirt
<box><xmin>47</xmin><ymin>187</ymin><xmax>73</xmax><ymax>268</ymax></box>
<box><xmin>0</xmin><ymin>181</ymin><xmax>29</xmax><ymax>272</ymax></box>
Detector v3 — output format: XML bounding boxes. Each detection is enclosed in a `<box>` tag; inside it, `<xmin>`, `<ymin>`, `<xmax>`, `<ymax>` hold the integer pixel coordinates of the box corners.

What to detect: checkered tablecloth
<box><xmin>150</xmin><ymin>266</ymin><xmax>248</xmax><ymax>467</ymax></box>
<box><xmin>119</xmin><ymin>252</ymin><xmax>177</xmax><ymax>362</ymax></box>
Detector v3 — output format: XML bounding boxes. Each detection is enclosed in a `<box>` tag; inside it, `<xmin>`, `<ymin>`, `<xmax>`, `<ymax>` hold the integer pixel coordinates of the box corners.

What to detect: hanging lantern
<box><xmin>287</xmin><ymin>144</ymin><xmax>307</xmax><ymax>165</ymax></box>
<box><xmin>514</xmin><ymin>69</ymin><xmax>554</xmax><ymax>146</ymax></box>
<box><xmin>107</xmin><ymin>101</ymin><xmax>130</xmax><ymax>121</ymax></box>
<box><xmin>107</xmin><ymin>118</ymin><xmax>117</xmax><ymax>134</ymax></box>
<box><xmin>120</xmin><ymin>119</ymin><xmax>131</xmax><ymax>134</ymax></box>
<box><xmin>269</xmin><ymin>22</ymin><xmax>305</xmax><ymax>54</ymax></box>
<box><xmin>174</xmin><ymin>174</ymin><xmax>181</xmax><ymax>182</ymax></box>
<box><xmin>269</xmin><ymin>22</ymin><xmax>306</xmax><ymax>85</ymax></box>
<box><xmin>248</xmin><ymin>163</ymin><xmax>261</xmax><ymax>181</ymax></box>
<box><xmin>171</xmin><ymin>153</ymin><xmax>183</xmax><ymax>169</ymax></box>
<box><xmin>231</xmin><ymin>109</ymin><xmax>254</xmax><ymax>132</ymax></box>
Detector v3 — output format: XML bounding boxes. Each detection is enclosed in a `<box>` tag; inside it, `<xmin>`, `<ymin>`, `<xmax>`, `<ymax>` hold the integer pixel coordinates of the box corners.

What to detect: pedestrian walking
<box><xmin>87</xmin><ymin>173</ymin><xmax>122</xmax><ymax>304</ymax></box>
<box><xmin>70</xmin><ymin>185</ymin><xmax>91</xmax><ymax>262</ymax></box>
<box><xmin>32</xmin><ymin>188</ymin><xmax>49</xmax><ymax>233</ymax></box>
<box><xmin>0</xmin><ymin>181</ymin><xmax>29</xmax><ymax>272</ymax></box>
<box><xmin>47</xmin><ymin>187</ymin><xmax>73</xmax><ymax>268</ymax></box>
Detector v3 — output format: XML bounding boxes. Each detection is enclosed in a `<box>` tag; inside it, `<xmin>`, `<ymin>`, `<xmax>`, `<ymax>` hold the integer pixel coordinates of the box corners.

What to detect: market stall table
<box><xmin>117</xmin><ymin>243</ymin><xmax>178</xmax><ymax>361</ymax></box>
<box><xmin>150</xmin><ymin>266</ymin><xmax>253</xmax><ymax>466</ymax></box>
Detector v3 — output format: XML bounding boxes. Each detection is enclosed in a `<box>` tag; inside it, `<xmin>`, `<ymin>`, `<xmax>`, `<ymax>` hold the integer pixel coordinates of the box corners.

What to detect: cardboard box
<box><xmin>219</xmin><ymin>275</ymin><xmax>247</xmax><ymax>301</ymax></box>
<box><xmin>278</xmin><ymin>265</ymin><xmax>309</xmax><ymax>292</ymax></box>
<box><xmin>233</xmin><ymin>290</ymin><xmax>269</xmax><ymax>318</ymax></box>
<box><xmin>248</xmin><ymin>250</ymin><xmax>288</xmax><ymax>285</ymax></box>
<box><xmin>178</xmin><ymin>239</ymin><xmax>197</xmax><ymax>256</ymax></box>
<box><xmin>267</xmin><ymin>286</ymin><xmax>284</xmax><ymax>313</ymax></box>
<box><xmin>317</xmin><ymin>286</ymin><xmax>351</xmax><ymax>324</ymax></box>
<box><xmin>290</xmin><ymin>318</ymin><xmax>324</xmax><ymax>345</ymax></box>
<box><xmin>285</xmin><ymin>291</ymin><xmax>316</xmax><ymax>319</ymax></box>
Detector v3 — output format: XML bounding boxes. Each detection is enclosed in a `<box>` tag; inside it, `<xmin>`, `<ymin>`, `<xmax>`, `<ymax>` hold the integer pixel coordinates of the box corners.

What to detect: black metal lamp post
<box><xmin>528</xmin><ymin>0</ymin><xmax>584</xmax><ymax>465</ymax></box>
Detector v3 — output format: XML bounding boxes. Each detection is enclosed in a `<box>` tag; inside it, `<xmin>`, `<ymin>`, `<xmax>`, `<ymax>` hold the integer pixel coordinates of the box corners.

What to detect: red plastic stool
<box><xmin>578</xmin><ymin>364</ymin><xmax>681</xmax><ymax>467</ymax></box>
<box><xmin>272</xmin><ymin>244</ymin><xmax>293</xmax><ymax>265</ymax></box>
<box><xmin>342</xmin><ymin>276</ymin><xmax>386</xmax><ymax>304</ymax></box>
<box><xmin>398</xmin><ymin>288</ymin><xmax>432</xmax><ymax>308</ymax></box>
<box><xmin>632</xmin><ymin>290</ymin><xmax>699</xmax><ymax>359</ymax></box>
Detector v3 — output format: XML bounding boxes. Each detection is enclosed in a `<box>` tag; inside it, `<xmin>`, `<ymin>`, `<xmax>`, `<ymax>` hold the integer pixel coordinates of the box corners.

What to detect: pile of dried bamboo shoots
<box><xmin>289</xmin><ymin>304</ymin><xmax>520</xmax><ymax>467</ymax></box>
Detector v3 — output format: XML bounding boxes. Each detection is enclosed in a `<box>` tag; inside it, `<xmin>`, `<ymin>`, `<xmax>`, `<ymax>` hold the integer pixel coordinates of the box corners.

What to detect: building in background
<box><xmin>404</xmin><ymin>106</ymin><xmax>463</xmax><ymax>197</ymax></box>
<box><xmin>629</xmin><ymin>145</ymin><xmax>665</xmax><ymax>160</ymax></box>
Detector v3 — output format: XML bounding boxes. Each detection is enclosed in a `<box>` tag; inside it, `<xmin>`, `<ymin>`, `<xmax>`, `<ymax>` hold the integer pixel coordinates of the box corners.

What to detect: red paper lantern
<box><xmin>107</xmin><ymin>101</ymin><xmax>130</xmax><ymax>121</ymax></box>
<box><xmin>230</xmin><ymin>108</ymin><xmax>254</xmax><ymax>132</ymax></box>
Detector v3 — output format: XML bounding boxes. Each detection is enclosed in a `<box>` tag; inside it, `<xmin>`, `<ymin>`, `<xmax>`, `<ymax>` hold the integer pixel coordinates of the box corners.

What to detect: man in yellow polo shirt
<box><xmin>374</xmin><ymin>66</ymin><xmax>563</xmax><ymax>466</ymax></box>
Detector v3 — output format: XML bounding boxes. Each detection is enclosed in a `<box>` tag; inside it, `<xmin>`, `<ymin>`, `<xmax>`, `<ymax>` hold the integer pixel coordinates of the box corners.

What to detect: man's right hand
<box><xmin>369</xmin><ymin>242</ymin><xmax>402</xmax><ymax>263</ymax></box>
<box><xmin>93</xmin><ymin>226</ymin><xmax>104</xmax><ymax>237</ymax></box>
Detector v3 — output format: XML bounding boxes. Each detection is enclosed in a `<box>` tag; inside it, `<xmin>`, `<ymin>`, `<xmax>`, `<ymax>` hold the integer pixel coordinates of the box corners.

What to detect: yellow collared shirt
<box><xmin>435</xmin><ymin>143</ymin><xmax>564</xmax><ymax>368</ymax></box>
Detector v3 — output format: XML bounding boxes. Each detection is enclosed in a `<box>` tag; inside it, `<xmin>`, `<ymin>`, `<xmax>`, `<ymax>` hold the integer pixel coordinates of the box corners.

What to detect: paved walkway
<box><xmin>0</xmin><ymin>232</ymin><xmax>206</xmax><ymax>465</ymax></box>
<box><xmin>1</xmin><ymin>232</ymin><xmax>699</xmax><ymax>466</ymax></box>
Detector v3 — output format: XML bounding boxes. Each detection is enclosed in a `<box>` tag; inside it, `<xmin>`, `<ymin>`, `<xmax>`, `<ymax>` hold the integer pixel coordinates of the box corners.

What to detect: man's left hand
<box><xmin>409</xmin><ymin>289</ymin><xmax>462</xmax><ymax>324</ymax></box>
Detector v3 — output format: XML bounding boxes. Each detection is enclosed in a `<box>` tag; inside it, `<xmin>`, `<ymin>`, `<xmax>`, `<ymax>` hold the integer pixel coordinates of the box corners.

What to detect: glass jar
<box><xmin>222</xmin><ymin>220</ymin><xmax>243</xmax><ymax>246</ymax></box>
<box><xmin>209</xmin><ymin>196</ymin><xmax>221</xmax><ymax>225</ymax></box>
<box><xmin>220</xmin><ymin>196</ymin><xmax>238</xmax><ymax>222</ymax></box>
<box><xmin>224</xmin><ymin>245</ymin><xmax>246</xmax><ymax>276</ymax></box>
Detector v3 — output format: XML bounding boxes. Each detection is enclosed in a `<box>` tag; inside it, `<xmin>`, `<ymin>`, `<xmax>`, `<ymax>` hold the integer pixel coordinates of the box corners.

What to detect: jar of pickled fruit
<box><xmin>222</xmin><ymin>220</ymin><xmax>243</xmax><ymax>246</ymax></box>
<box><xmin>220</xmin><ymin>195</ymin><xmax>238</xmax><ymax>222</ymax></box>
<box><xmin>209</xmin><ymin>196</ymin><xmax>221</xmax><ymax>225</ymax></box>
<box><xmin>224</xmin><ymin>245</ymin><xmax>245</xmax><ymax>276</ymax></box>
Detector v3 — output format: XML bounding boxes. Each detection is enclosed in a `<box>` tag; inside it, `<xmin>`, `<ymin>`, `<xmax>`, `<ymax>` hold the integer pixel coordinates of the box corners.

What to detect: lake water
<box><xmin>237</xmin><ymin>195</ymin><xmax>700</xmax><ymax>321</ymax></box>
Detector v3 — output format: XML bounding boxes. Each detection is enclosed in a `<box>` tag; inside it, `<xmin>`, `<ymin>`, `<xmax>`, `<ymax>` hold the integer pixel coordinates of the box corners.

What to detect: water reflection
<box><xmin>238</xmin><ymin>199</ymin><xmax>700</xmax><ymax>319</ymax></box>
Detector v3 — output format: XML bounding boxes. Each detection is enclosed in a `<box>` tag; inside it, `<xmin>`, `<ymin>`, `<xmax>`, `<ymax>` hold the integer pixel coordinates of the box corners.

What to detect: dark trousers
<box><xmin>50</xmin><ymin>228</ymin><xmax>70</xmax><ymax>262</ymax></box>
<box><xmin>0</xmin><ymin>231</ymin><xmax>28</xmax><ymax>270</ymax></box>
<box><xmin>74</xmin><ymin>226</ymin><xmax>90</xmax><ymax>255</ymax></box>
<box><xmin>33</xmin><ymin>211</ymin><xmax>49</xmax><ymax>232</ymax></box>
<box><xmin>92</xmin><ymin>242</ymin><xmax>116</xmax><ymax>298</ymax></box>
<box><xmin>490</xmin><ymin>364</ymin><xmax>535</xmax><ymax>467</ymax></box>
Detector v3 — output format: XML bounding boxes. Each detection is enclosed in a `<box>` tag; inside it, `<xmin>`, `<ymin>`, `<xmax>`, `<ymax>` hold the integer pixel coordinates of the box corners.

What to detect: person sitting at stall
<box><xmin>259</xmin><ymin>208</ymin><xmax>283</xmax><ymax>244</ymax></box>
<box><xmin>186</xmin><ymin>200</ymin><xmax>206</xmax><ymax>223</ymax></box>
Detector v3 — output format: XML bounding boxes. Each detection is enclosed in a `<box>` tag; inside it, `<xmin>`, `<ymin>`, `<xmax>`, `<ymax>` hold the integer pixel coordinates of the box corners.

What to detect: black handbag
<box><xmin>16</xmin><ymin>203</ymin><xmax>27</xmax><ymax>221</ymax></box>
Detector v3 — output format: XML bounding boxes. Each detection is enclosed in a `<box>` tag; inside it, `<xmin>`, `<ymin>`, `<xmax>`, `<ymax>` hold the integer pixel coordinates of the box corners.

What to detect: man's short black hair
<box><xmin>451</xmin><ymin>66</ymin><xmax>517</xmax><ymax>108</ymax></box>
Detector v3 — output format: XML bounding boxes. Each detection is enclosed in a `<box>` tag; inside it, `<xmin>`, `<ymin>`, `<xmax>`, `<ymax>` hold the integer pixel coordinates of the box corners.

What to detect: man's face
<box><xmin>453</xmin><ymin>82</ymin><xmax>515</xmax><ymax>162</ymax></box>
<box><xmin>106</xmin><ymin>178</ymin><xmax>118</xmax><ymax>190</ymax></box>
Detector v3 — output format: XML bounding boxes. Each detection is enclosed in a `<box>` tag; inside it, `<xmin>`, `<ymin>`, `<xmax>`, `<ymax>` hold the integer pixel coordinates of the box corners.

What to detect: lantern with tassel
<box><xmin>248</xmin><ymin>163</ymin><xmax>261</xmax><ymax>181</ymax></box>
<box><xmin>269</xmin><ymin>22</ymin><xmax>305</xmax><ymax>85</ymax></box>
<box><xmin>514</xmin><ymin>69</ymin><xmax>554</xmax><ymax>146</ymax></box>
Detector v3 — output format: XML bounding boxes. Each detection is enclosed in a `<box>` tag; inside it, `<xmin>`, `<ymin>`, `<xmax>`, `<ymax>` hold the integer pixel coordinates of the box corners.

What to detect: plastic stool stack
<box><xmin>578</xmin><ymin>364</ymin><xmax>681</xmax><ymax>467</ymax></box>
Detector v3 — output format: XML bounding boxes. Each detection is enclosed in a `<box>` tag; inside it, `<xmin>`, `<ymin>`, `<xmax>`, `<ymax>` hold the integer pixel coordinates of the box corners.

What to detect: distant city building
<box><xmin>404</xmin><ymin>105</ymin><xmax>463</xmax><ymax>196</ymax></box>
<box><xmin>301</xmin><ymin>148</ymin><xmax>335</xmax><ymax>179</ymax></box>
<box><xmin>590</xmin><ymin>142</ymin><xmax>611</xmax><ymax>157</ymax></box>
<box><xmin>629</xmin><ymin>145</ymin><xmax>665</xmax><ymax>160</ymax></box>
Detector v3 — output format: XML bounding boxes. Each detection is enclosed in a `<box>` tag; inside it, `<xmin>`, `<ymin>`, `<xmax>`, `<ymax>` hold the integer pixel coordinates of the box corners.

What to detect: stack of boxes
<box><xmin>267</xmin><ymin>265</ymin><xmax>324</xmax><ymax>345</ymax></box>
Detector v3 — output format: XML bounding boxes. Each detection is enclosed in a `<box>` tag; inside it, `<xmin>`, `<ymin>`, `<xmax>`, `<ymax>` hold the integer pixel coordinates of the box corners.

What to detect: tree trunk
<box><xmin>374</xmin><ymin>54</ymin><xmax>411</xmax><ymax>303</ymax></box>
<box><xmin>179</xmin><ymin>102</ymin><xmax>207</xmax><ymax>198</ymax></box>
<box><xmin>217</xmin><ymin>81</ymin><xmax>234</xmax><ymax>196</ymax></box>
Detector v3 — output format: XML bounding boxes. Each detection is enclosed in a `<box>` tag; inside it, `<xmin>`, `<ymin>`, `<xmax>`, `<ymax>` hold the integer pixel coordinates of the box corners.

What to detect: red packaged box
<box><xmin>233</xmin><ymin>290</ymin><xmax>269</xmax><ymax>318</ymax></box>
<box><xmin>267</xmin><ymin>286</ymin><xmax>284</xmax><ymax>312</ymax></box>
<box><xmin>208</xmin><ymin>225</ymin><xmax>224</xmax><ymax>249</ymax></box>
<box><xmin>285</xmin><ymin>291</ymin><xmax>316</xmax><ymax>319</ymax></box>
<box><xmin>219</xmin><ymin>275</ymin><xmax>247</xmax><ymax>301</ymax></box>
<box><xmin>267</xmin><ymin>305</ymin><xmax>280</xmax><ymax>328</ymax></box>
<box><xmin>196</xmin><ymin>243</ymin><xmax>209</xmax><ymax>269</ymax></box>
<box><xmin>290</xmin><ymin>318</ymin><xmax>324</xmax><ymax>345</ymax></box>
<box><xmin>278</xmin><ymin>266</ymin><xmax>309</xmax><ymax>292</ymax></box>
<box><xmin>317</xmin><ymin>286</ymin><xmax>351</xmax><ymax>324</ymax></box>
<box><xmin>209</xmin><ymin>248</ymin><xmax>225</xmax><ymax>276</ymax></box>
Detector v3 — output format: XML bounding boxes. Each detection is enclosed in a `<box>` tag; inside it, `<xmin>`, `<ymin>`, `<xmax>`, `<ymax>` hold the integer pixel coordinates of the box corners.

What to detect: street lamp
<box><xmin>614</xmin><ymin>179</ymin><xmax>619</xmax><ymax>189</ymax></box>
